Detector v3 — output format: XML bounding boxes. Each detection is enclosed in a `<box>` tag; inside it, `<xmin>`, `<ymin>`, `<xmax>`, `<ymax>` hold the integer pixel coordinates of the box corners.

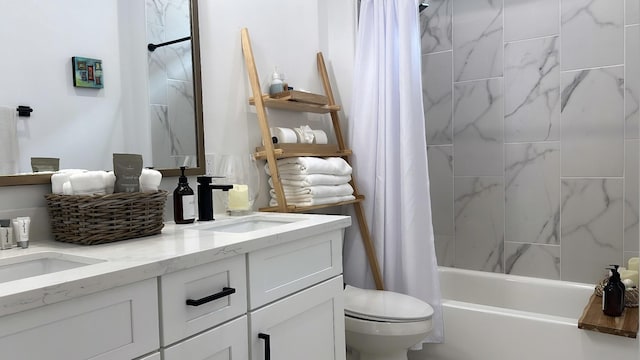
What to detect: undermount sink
<box><xmin>0</xmin><ymin>252</ymin><xmax>105</xmax><ymax>284</ymax></box>
<box><xmin>199</xmin><ymin>215</ymin><xmax>305</xmax><ymax>234</ymax></box>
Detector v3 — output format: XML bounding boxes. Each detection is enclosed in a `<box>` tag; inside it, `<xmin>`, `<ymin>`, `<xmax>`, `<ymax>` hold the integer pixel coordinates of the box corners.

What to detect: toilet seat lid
<box><xmin>343</xmin><ymin>285</ymin><xmax>434</xmax><ymax>322</ymax></box>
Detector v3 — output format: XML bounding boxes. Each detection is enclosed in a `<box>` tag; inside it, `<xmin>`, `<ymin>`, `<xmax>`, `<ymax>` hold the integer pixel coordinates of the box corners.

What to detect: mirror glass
<box><xmin>0</xmin><ymin>0</ymin><xmax>204</xmax><ymax>186</ymax></box>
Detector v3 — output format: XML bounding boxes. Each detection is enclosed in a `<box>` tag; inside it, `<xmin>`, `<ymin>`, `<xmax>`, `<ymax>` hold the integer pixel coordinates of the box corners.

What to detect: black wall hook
<box><xmin>16</xmin><ymin>105</ymin><xmax>33</xmax><ymax>117</ymax></box>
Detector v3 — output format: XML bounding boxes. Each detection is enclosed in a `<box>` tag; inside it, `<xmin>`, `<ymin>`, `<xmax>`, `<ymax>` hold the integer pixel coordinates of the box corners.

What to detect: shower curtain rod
<box><xmin>147</xmin><ymin>36</ymin><xmax>191</xmax><ymax>52</ymax></box>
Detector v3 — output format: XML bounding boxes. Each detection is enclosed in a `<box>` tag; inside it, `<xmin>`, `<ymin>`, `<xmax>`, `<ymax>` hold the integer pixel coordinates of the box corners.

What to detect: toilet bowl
<box><xmin>344</xmin><ymin>285</ymin><xmax>434</xmax><ymax>360</ymax></box>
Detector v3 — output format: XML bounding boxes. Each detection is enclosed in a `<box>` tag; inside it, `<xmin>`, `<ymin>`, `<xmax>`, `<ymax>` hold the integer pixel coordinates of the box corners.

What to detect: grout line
<box><xmin>560</xmin><ymin>63</ymin><xmax>626</xmax><ymax>73</ymax></box>
<box><xmin>425</xmin><ymin>49</ymin><xmax>453</xmax><ymax>56</ymax></box>
<box><xmin>558</xmin><ymin>0</ymin><xmax>563</xmax><ymax>280</ymax></box>
<box><xmin>505</xmin><ymin>33</ymin><xmax>560</xmax><ymax>45</ymax></box>
<box><xmin>501</xmin><ymin>0</ymin><xmax>506</xmax><ymax>274</ymax></box>
<box><xmin>453</xmin><ymin>75</ymin><xmax>503</xmax><ymax>85</ymax></box>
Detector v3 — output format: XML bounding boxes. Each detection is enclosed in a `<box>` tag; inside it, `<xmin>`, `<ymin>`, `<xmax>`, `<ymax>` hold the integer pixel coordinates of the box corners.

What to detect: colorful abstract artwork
<box><xmin>72</xmin><ymin>56</ymin><xmax>103</xmax><ymax>89</ymax></box>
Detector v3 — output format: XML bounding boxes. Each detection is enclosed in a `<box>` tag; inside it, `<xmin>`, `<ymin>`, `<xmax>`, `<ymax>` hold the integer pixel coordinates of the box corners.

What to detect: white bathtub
<box><xmin>409</xmin><ymin>267</ymin><xmax>639</xmax><ymax>360</ymax></box>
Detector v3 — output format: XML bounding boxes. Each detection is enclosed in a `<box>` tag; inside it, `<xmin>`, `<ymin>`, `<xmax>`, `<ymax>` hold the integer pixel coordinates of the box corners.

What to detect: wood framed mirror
<box><xmin>0</xmin><ymin>0</ymin><xmax>205</xmax><ymax>187</ymax></box>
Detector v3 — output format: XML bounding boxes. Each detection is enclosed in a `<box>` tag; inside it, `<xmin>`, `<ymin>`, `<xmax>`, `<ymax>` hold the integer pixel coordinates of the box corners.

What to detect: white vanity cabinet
<box><xmin>158</xmin><ymin>227</ymin><xmax>346</xmax><ymax>360</ymax></box>
<box><xmin>248</xmin><ymin>229</ymin><xmax>346</xmax><ymax>360</ymax></box>
<box><xmin>0</xmin><ymin>214</ymin><xmax>349</xmax><ymax>360</ymax></box>
<box><xmin>0</xmin><ymin>278</ymin><xmax>159</xmax><ymax>360</ymax></box>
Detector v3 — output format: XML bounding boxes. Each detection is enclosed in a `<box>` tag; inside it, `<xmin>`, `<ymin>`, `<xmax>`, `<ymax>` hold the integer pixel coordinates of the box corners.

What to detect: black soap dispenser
<box><xmin>603</xmin><ymin>265</ymin><xmax>626</xmax><ymax>317</ymax></box>
<box><xmin>173</xmin><ymin>166</ymin><xmax>195</xmax><ymax>224</ymax></box>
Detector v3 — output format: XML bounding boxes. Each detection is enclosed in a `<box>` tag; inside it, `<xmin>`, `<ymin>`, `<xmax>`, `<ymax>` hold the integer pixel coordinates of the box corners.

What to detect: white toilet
<box><xmin>343</xmin><ymin>285</ymin><xmax>434</xmax><ymax>360</ymax></box>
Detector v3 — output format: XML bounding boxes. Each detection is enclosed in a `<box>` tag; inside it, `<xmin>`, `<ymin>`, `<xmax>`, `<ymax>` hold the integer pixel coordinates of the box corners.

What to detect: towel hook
<box><xmin>16</xmin><ymin>105</ymin><xmax>33</xmax><ymax>117</ymax></box>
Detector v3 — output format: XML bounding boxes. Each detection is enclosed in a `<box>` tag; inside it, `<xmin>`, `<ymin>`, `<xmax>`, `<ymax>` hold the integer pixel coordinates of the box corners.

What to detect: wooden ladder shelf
<box><xmin>240</xmin><ymin>28</ymin><xmax>384</xmax><ymax>290</ymax></box>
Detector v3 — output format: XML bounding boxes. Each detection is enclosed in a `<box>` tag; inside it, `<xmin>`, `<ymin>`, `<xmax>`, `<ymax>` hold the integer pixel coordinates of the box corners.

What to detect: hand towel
<box><xmin>279</xmin><ymin>156</ymin><xmax>352</xmax><ymax>175</ymax></box>
<box><xmin>269</xmin><ymin>184</ymin><xmax>354</xmax><ymax>198</ymax></box>
<box><xmin>62</xmin><ymin>181</ymin><xmax>74</xmax><ymax>195</ymax></box>
<box><xmin>51</xmin><ymin>169</ymin><xmax>87</xmax><ymax>194</ymax></box>
<box><xmin>269</xmin><ymin>195</ymin><xmax>355</xmax><ymax>207</ymax></box>
<box><xmin>139</xmin><ymin>168</ymin><xmax>162</xmax><ymax>192</ymax></box>
<box><xmin>0</xmin><ymin>106</ymin><xmax>19</xmax><ymax>175</ymax></box>
<box><xmin>69</xmin><ymin>171</ymin><xmax>108</xmax><ymax>195</ymax></box>
<box><xmin>104</xmin><ymin>171</ymin><xmax>116</xmax><ymax>194</ymax></box>
<box><xmin>264</xmin><ymin>157</ymin><xmax>352</xmax><ymax>176</ymax></box>
<box><xmin>268</xmin><ymin>174</ymin><xmax>351</xmax><ymax>187</ymax></box>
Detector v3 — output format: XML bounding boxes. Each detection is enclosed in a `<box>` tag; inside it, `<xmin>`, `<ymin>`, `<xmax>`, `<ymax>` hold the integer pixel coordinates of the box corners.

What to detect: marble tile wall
<box><xmin>146</xmin><ymin>0</ymin><xmax>197</xmax><ymax>169</ymax></box>
<box><xmin>422</xmin><ymin>0</ymin><xmax>640</xmax><ymax>283</ymax></box>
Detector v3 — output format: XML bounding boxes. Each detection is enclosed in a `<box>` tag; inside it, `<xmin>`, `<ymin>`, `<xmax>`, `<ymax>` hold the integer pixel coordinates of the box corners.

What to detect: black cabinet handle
<box><xmin>185</xmin><ymin>287</ymin><xmax>236</xmax><ymax>306</ymax></box>
<box><xmin>258</xmin><ymin>333</ymin><xmax>271</xmax><ymax>360</ymax></box>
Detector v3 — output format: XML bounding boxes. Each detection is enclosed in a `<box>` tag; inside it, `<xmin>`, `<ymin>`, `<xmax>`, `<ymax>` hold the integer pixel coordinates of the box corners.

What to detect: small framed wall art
<box><xmin>71</xmin><ymin>56</ymin><xmax>103</xmax><ymax>89</ymax></box>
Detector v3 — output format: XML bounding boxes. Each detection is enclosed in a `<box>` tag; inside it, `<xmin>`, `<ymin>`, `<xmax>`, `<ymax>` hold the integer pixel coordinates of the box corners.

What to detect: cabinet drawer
<box><xmin>160</xmin><ymin>254</ymin><xmax>247</xmax><ymax>346</ymax></box>
<box><xmin>0</xmin><ymin>278</ymin><xmax>159</xmax><ymax>360</ymax></box>
<box><xmin>248</xmin><ymin>229</ymin><xmax>343</xmax><ymax>309</ymax></box>
<box><xmin>163</xmin><ymin>316</ymin><xmax>248</xmax><ymax>360</ymax></box>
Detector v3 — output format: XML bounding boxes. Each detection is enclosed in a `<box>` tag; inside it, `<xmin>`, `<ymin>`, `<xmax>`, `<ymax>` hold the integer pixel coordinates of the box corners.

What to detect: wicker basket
<box><xmin>594</xmin><ymin>277</ymin><xmax>639</xmax><ymax>308</ymax></box>
<box><xmin>45</xmin><ymin>190</ymin><xmax>168</xmax><ymax>245</ymax></box>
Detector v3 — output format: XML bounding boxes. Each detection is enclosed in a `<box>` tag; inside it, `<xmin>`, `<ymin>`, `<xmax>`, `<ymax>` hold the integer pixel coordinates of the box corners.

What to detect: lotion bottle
<box><xmin>173</xmin><ymin>166</ymin><xmax>195</xmax><ymax>224</ymax></box>
<box><xmin>603</xmin><ymin>265</ymin><xmax>625</xmax><ymax>316</ymax></box>
<box><xmin>269</xmin><ymin>68</ymin><xmax>284</xmax><ymax>95</ymax></box>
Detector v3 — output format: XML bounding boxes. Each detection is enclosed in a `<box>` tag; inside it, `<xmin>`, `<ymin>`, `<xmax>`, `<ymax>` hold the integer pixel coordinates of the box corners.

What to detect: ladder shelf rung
<box><xmin>258</xmin><ymin>196</ymin><xmax>365</xmax><ymax>213</ymax></box>
<box><xmin>254</xmin><ymin>144</ymin><xmax>352</xmax><ymax>160</ymax></box>
<box><xmin>249</xmin><ymin>95</ymin><xmax>341</xmax><ymax>114</ymax></box>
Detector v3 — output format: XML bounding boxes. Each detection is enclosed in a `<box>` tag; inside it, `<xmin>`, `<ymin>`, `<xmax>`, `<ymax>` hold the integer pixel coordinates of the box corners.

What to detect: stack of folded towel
<box><xmin>51</xmin><ymin>168</ymin><xmax>162</xmax><ymax>195</ymax></box>
<box><xmin>265</xmin><ymin>157</ymin><xmax>355</xmax><ymax>207</ymax></box>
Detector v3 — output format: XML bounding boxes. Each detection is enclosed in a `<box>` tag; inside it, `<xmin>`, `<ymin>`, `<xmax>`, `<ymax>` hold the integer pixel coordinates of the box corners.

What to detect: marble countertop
<box><xmin>0</xmin><ymin>212</ymin><xmax>351</xmax><ymax>318</ymax></box>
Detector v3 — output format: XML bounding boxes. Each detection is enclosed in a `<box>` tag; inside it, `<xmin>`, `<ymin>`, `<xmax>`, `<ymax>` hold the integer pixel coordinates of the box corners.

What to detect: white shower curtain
<box><xmin>343</xmin><ymin>0</ymin><xmax>443</xmax><ymax>344</ymax></box>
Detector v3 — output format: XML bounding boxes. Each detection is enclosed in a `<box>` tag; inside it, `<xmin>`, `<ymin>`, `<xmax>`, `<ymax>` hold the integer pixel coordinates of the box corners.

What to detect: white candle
<box><xmin>228</xmin><ymin>184</ymin><xmax>249</xmax><ymax>211</ymax></box>
<box><xmin>620</xmin><ymin>269</ymin><xmax>638</xmax><ymax>287</ymax></box>
<box><xmin>628</xmin><ymin>257</ymin><xmax>639</xmax><ymax>272</ymax></box>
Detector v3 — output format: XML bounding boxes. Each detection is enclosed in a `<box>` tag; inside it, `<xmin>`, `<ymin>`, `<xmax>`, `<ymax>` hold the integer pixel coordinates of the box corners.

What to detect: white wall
<box><xmin>198</xmin><ymin>0</ymin><xmax>356</xmax><ymax>156</ymax></box>
<box><xmin>197</xmin><ymin>0</ymin><xmax>356</xmax><ymax>208</ymax></box>
<box><xmin>0</xmin><ymin>0</ymin><xmax>357</xmax><ymax>241</ymax></box>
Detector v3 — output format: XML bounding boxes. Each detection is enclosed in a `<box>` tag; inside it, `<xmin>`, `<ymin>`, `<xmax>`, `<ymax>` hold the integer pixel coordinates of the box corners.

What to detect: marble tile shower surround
<box><xmin>504</xmin><ymin>36</ymin><xmax>560</xmax><ymax>142</ymax></box>
<box><xmin>452</xmin><ymin>0</ymin><xmax>503</xmax><ymax>82</ymax></box>
<box><xmin>421</xmin><ymin>0</ymin><xmax>640</xmax><ymax>283</ymax></box>
<box><xmin>452</xmin><ymin>78</ymin><xmax>504</xmax><ymax>177</ymax></box>
<box><xmin>561</xmin><ymin>0</ymin><xmax>624</xmax><ymax>71</ymax></box>
<box><xmin>146</xmin><ymin>0</ymin><xmax>197</xmax><ymax>169</ymax></box>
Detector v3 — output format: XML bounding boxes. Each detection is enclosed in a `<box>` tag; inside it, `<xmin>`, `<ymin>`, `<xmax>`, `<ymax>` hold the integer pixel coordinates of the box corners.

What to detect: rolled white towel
<box><xmin>51</xmin><ymin>169</ymin><xmax>87</xmax><ymax>194</ymax></box>
<box><xmin>104</xmin><ymin>171</ymin><xmax>116</xmax><ymax>194</ymax></box>
<box><xmin>69</xmin><ymin>171</ymin><xmax>108</xmax><ymax>195</ymax></box>
<box><xmin>139</xmin><ymin>168</ymin><xmax>162</xmax><ymax>192</ymax></box>
<box><xmin>62</xmin><ymin>181</ymin><xmax>73</xmax><ymax>195</ymax></box>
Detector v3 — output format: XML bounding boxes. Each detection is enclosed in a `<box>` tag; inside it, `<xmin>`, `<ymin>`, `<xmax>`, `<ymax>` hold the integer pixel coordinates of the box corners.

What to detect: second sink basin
<box><xmin>0</xmin><ymin>252</ymin><xmax>105</xmax><ymax>284</ymax></box>
<box><xmin>198</xmin><ymin>215</ymin><xmax>306</xmax><ymax>234</ymax></box>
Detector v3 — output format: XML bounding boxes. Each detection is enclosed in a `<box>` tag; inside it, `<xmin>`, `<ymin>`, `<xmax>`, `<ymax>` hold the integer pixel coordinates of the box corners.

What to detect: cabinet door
<box><xmin>0</xmin><ymin>278</ymin><xmax>159</xmax><ymax>360</ymax></box>
<box><xmin>250</xmin><ymin>276</ymin><xmax>345</xmax><ymax>360</ymax></box>
<box><xmin>163</xmin><ymin>316</ymin><xmax>248</xmax><ymax>360</ymax></box>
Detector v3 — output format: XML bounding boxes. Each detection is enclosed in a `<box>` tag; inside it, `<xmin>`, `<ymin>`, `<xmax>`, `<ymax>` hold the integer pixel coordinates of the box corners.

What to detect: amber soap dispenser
<box><xmin>173</xmin><ymin>166</ymin><xmax>195</xmax><ymax>224</ymax></box>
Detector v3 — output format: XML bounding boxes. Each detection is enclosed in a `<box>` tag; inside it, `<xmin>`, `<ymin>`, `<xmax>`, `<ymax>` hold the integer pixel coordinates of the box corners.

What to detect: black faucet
<box><xmin>197</xmin><ymin>176</ymin><xmax>233</xmax><ymax>221</ymax></box>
